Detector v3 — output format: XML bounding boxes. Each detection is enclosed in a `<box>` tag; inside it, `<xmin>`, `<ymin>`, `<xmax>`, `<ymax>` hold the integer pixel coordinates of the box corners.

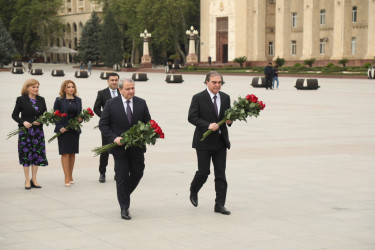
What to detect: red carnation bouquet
<box><xmin>48</xmin><ymin>107</ymin><xmax>95</xmax><ymax>143</ymax></box>
<box><xmin>92</xmin><ymin>119</ymin><xmax>164</xmax><ymax>157</ymax></box>
<box><xmin>7</xmin><ymin>109</ymin><xmax>67</xmax><ymax>139</ymax></box>
<box><xmin>201</xmin><ymin>94</ymin><xmax>265</xmax><ymax>141</ymax></box>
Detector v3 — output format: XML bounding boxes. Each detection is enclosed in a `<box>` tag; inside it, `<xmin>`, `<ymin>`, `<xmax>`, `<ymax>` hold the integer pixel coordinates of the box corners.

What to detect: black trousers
<box><xmin>99</xmin><ymin>133</ymin><xmax>110</xmax><ymax>174</ymax></box>
<box><xmin>266</xmin><ymin>77</ymin><xmax>273</xmax><ymax>89</ymax></box>
<box><xmin>114</xmin><ymin>147</ymin><xmax>145</xmax><ymax>209</ymax></box>
<box><xmin>190</xmin><ymin>136</ymin><xmax>228</xmax><ymax>206</ymax></box>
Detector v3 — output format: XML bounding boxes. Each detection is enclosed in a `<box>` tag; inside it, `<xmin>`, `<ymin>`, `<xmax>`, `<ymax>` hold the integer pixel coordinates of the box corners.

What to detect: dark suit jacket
<box><xmin>94</xmin><ymin>88</ymin><xmax>120</xmax><ymax>117</ymax></box>
<box><xmin>53</xmin><ymin>96</ymin><xmax>82</xmax><ymax>133</ymax></box>
<box><xmin>188</xmin><ymin>89</ymin><xmax>231</xmax><ymax>150</ymax></box>
<box><xmin>12</xmin><ymin>95</ymin><xmax>47</xmax><ymax>128</ymax></box>
<box><xmin>99</xmin><ymin>95</ymin><xmax>151</xmax><ymax>155</ymax></box>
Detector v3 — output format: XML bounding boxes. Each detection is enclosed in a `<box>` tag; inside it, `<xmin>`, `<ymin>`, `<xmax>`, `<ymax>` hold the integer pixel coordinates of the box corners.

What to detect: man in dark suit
<box><xmin>94</xmin><ymin>73</ymin><xmax>120</xmax><ymax>183</ymax></box>
<box><xmin>99</xmin><ymin>78</ymin><xmax>151</xmax><ymax>220</ymax></box>
<box><xmin>264</xmin><ymin>62</ymin><xmax>274</xmax><ymax>90</ymax></box>
<box><xmin>188</xmin><ymin>71</ymin><xmax>232</xmax><ymax>215</ymax></box>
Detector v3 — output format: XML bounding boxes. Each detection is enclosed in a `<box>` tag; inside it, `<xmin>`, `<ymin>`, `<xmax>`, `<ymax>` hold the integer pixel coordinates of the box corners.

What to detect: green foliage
<box><xmin>79</xmin><ymin>12</ymin><xmax>102</xmax><ymax>65</ymax></box>
<box><xmin>233</xmin><ymin>56</ymin><xmax>247</xmax><ymax>67</ymax></box>
<box><xmin>5</xmin><ymin>0</ymin><xmax>63</xmax><ymax>56</ymax></box>
<box><xmin>187</xmin><ymin>65</ymin><xmax>196</xmax><ymax>71</ymax></box>
<box><xmin>275</xmin><ymin>57</ymin><xmax>285</xmax><ymax>67</ymax></box>
<box><xmin>338</xmin><ymin>58</ymin><xmax>349</xmax><ymax>67</ymax></box>
<box><xmin>326</xmin><ymin>63</ymin><xmax>335</xmax><ymax>68</ymax></box>
<box><xmin>363</xmin><ymin>62</ymin><xmax>371</xmax><ymax>68</ymax></box>
<box><xmin>0</xmin><ymin>20</ymin><xmax>17</xmax><ymax>67</ymax></box>
<box><xmin>99</xmin><ymin>10</ymin><xmax>123</xmax><ymax>67</ymax></box>
<box><xmin>169</xmin><ymin>53</ymin><xmax>180</xmax><ymax>62</ymax></box>
<box><xmin>123</xmin><ymin>52</ymin><xmax>131</xmax><ymax>62</ymax></box>
<box><xmin>303</xmin><ymin>58</ymin><xmax>316</xmax><ymax>67</ymax></box>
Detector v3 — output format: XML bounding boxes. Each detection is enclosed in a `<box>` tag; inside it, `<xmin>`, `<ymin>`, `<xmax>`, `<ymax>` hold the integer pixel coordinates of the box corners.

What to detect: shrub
<box><xmin>187</xmin><ymin>65</ymin><xmax>196</xmax><ymax>71</ymax></box>
<box><xmin>303</xmin><ymin>58</ymin><xmax>316</xmax><ymax>67</ymax></box>
<box><xmin>326</xmin><ymin>63</ymin><xmax>335</xmax><ymax>68</ymax></box>
<box><xmin>363</xmin><ymin>62</ymin><xmax>371</xmax><ymax>68</ymax></box>
<box><xmin>338</xmin><ymin>58</ymin><xmax>349</xmax><ymax>67</ymax></box>
<box><xmin>275</xmin><ymin>57</ymin><xmax>285</xmax><ymax>67</ymax></box>
<box><xmin>233</xmin><ymin>56</ymin><xmax>247</xmax><ymax>67</ymax></box>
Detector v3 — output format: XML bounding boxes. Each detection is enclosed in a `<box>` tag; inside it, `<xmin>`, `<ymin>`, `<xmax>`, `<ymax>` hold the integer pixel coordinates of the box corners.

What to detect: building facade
<box><xmin>200</xmin><ymin>0</ymin><xmax>375</xmax><ymax>66</ymax></box>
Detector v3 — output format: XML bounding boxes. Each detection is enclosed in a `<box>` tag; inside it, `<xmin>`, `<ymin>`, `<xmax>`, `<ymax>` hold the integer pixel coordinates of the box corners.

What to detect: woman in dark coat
<box><xmin>12</xmin><ymin>79</ymin><xmax>48</xmax><ymax>189</ymax></box>
<box><xmin>53</xmin><ymin>80</ymin><xmax>82</xmax><ymax>187</ymax></box>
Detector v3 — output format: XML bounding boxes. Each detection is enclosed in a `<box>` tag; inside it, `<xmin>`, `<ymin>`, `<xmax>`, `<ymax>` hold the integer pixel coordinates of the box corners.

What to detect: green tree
<box><xmin>303</xmin><ymin>58</ymin><xmax>316</xmax><ymax>67</ymax></box>
<box><xmin>233</xmin><ymin>56</ymin><xmax>247</xmax><ymax>67</ymax></box>
<box><xmin>275</xmin><ymin>57</ymin><xmax>285</xmax><ymax>67</ymax></box>
<box><xmin>338</xmin><ymin>58</ymin><xmax>349</xmax><ymax>67</ymax></box>
<box><xmin>0</xmin><ymin>19</ymin><xmax>17</xmax><ymax>68</ymax></box>
<box><xmin>7</xmin><ymin>0</ymin><xmax>63</xmax><ymax>56</ymax></box>
<box><xmin>99</xmin><ymin>9</ymin><xmax>123</xmax><ymax>67</ymax></box>
<box><xmin>79</xmin><ymin>12</ymin><xmax>102</xmax><ymax>65</ymax></box>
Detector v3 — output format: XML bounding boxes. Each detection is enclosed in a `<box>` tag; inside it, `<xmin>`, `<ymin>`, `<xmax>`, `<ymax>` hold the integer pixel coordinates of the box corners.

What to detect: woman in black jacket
<box><xmin>53</xmin><ymin>80</ymin><xmax>82</xmax><ymax>187</ymax></box>
<box><xmin>12</xmin><ymin>79</ymin><xmax>48</xmax><ymax>190</ymax></box>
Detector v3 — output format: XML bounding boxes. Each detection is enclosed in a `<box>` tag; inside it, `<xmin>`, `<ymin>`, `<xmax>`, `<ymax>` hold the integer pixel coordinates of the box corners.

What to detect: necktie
<box><xmin>126</xmin><ymin>100</ymin><xmax>132</xmax><ymax>124</ymax></box>
<box><xmin>112</xmin><ymin>90</ymin><xmax>116</xmax><ymax>98</ymax></box>
<box><xmin>213</xmin><ymin>95</ymin><xmax>218</xmax><ymax>117</ymax></box>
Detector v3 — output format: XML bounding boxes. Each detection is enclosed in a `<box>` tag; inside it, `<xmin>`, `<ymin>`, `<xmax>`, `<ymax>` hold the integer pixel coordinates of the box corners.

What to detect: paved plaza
<box><xmin>0</xmin><ymin>64</ymin><xmax>374</xmax><ymax>249</ymax></box>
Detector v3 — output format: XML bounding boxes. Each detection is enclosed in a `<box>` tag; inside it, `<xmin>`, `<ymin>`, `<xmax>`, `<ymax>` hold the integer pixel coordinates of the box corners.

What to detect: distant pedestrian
<box><xmin>208</xmin><ymin>56</ymin><xmax>212</xmax><ymax>66</ymax></box>
<box><xmin>264</xmin><ymin>62</ymin><xmax>274</xmax><ymax>90</ymax></box>
<box><xmin>272</xmin><ymin>65</ymin><xmax>279</xmax><ymax>89</ymax></box>
<box><xmin>28</xmin><ymin>60</ymin><xmax>32</xmax><ymax>73</ymax></box>
<box><xmin>80</xmin><ymin>62</ymin><xmax>84</xmax><ymax>71</ymax></box>
<box><xmin>87</xmin><ymin>61</ymin><xmax>92</xmax><ymax>75</ymax></box>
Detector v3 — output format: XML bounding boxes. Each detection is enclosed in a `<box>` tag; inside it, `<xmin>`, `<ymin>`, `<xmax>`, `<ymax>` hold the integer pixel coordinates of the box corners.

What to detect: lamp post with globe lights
<box><xmin>186</xmin><ymin>26</ymin><xmax>199</xmax><ymax>65</ymax></box>
<box><xmin>140</xmin><ymin>29</ymin><xmax>152</xmax><ymax>67</ymax></box>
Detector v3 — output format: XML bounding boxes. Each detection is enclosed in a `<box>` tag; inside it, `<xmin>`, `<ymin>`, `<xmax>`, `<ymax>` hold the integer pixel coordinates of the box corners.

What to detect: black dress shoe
<box><xmin>214</xmin><ymin>205</ymin><xmax>231</xmax><ymax>215</ymax></box>
<box><xmin>190</xmin><ymin>192</ymin><xmax>198</xmax><ymax>207</ymax></box>
<box><xmin>99</xmin><ymin>174</ymin><xmax>105</xmax><ymax>183</ymax></box>
<box><xmin>25</xmin><ymin>186</ymin><xmax>31</xmax><ymax>190</ymax></box>
<box><xmin>30</xmin><ymin>179</ymin><xmax>41</xmax><ymax>188</ymax></box>
<box><xmin>121</xmin><ymin>208</ymin><xmax>131</xmax><ymax>220</ymax></box>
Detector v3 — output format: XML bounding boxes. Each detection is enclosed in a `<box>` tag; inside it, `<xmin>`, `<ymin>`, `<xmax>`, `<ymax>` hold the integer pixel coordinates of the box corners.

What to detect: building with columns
<box><xmin>200</xmin><ymin>0</ymin><xmax>375</xmax><ymax>66</ymax></box>
<box><xmin>48</xmin><ymin>0</ymin><xmax>102</xmax><ymax>62</ymax></box>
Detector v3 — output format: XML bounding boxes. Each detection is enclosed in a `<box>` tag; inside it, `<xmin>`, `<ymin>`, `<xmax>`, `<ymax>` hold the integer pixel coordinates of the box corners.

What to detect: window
<box><xmin>292</xmin><ymin>13</ymin><xmax>297</xmax><ymax>28</ymax></box>
<box><xmin>268</xmin><ymin>42</ymin><xmax>274</xmax><ymax>56</ymax></box>
<box><xmin>269</xmin><ymin>0</ymin><xmax>275</xmax><ymax>3</ymax></box>
<box><xmin>351</xmin><ymin>37</ymin><xmax>356</xmax><ymax>54</ymax></box>
<box><xmin>291</xmin><ymin>41</ymin><xmax>297</xmax><ymax>55</ymax></box>
<box><xmin>320</xmin><ymin>10</ymin><xmax>326</xmax><ymax>25</ymax></box>
<box><xmin>320</xmin><ymin>39</ymin><xmax>325</xmax><ymax>55</ymax></box>
<box><xmin>352</xmin><ymin>6</ymin><xmax>357</xmax><ymax>22</ymax></box>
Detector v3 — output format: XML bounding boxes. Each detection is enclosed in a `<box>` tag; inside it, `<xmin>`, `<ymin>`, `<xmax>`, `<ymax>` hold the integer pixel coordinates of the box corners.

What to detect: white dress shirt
<box><xmin>121</xmin><ymin>95</ymin><xmax>133</xmax><ymax>115</ymax></box>
<box><xmin>206</xmin><ymin>88</ymin><xmax>221</xmax><ymax>115</ymax></box>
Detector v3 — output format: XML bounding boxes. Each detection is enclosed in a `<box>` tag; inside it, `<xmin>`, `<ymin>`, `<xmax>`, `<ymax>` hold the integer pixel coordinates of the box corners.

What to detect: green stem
<box><xmin>200</xmin><ymin>118</ymin><xmax>226</xmax><ymax>141</ymax></box>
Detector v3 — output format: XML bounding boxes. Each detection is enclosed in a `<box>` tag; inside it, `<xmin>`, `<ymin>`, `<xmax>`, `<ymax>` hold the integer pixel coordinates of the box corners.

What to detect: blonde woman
<box><xmin>12</xmin><ymin>79</ymin><xmax>48</xmax><ymax>189</ymax></box>
<box><xmin>53</xmin><ymin>80</ymin><xmax>82</xmax><ymax>187</ymax></box>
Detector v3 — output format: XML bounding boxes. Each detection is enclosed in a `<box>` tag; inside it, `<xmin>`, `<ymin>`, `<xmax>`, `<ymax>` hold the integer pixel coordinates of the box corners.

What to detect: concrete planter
<box><xmin>30</xmin><ymin>69</ymin><xmax>43</xmax><ymax>75</ymax></box>
<box><xmin>123</xmin><ymin>63</ymin><xmax>133</xmax><ymax>68</ymax></box>
<box><xmin>367</xmin><ymin>68</ymin><xmax>375</xmax><ymax>79</ymax></box>
<box><xmin>100</xmin><ymin>72</ymin><xmax>113</xmax><ymax>80</ymax></box>
<box><xmin>132</xmin><ymin>73</ymin><xmax>148</xmax><ymax>81</ymax></box>
<box><xmin>51</xmin><ymin>70</ymin><xmax>65</xmax><ymax>77</ymax></box>
<box><xmin>295</xmin><ymin>79</ymin><xmax>320</xmax><ymax>90</ymax></box>
<box><xmin>251</xmin><ymin>77</ymin><xmax>267</xmax><ymax>88</ymax></box>
<box><xmin>165</xmin><ymin>74</ymin><xmax>184</xmax><ymax>83</ymax></box>
<box><xmin>11</xmin><ymin>67</ymin><xmax>24</xmax><ymax>74</ymax></box>
<box><xmin>13</xmin><ymin>61</ymin><xmax>24</xmax><ymax>67</ymax></box>
<box><xmin>75</xmin><ymin>71</ymin><xmax>89</xmax><ymax>78</ymax></box>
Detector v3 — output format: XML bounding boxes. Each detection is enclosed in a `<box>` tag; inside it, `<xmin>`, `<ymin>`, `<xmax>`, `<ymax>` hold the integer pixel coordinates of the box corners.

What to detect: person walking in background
<box><xmin>264</xmin><ymin>62</ymin><xmax>274</xmax><ymax>90</ymax></box>
<box><xmin>27</xmin><ymin>60</ymin><xmax>32</xmax><ymax>73</ymax></box>
<box><xmin>94</xmin><ymin>73</ymin><xmax>120</xmax><ymax>183</ymax></box>
<box><xmin>188</xmin><ymin>71</ymin><xmax>232</xmax><ymax>215</ymax></box>
<box><xmin>208</xmin><ymin>56</ymin><xmax>212</xmax><ymax>66</ymax></box>
<box><xmin>99</xmin><ymin>78</ymin><xmax>151</xmax><ymax>220</ymax></box>
<box><xmin>53</xmin><ymin>80</ymin><xmax>82</xmax><ymax>187</ymax></box>
<box><xmin>87</xmin><ymin>61</ymin><xmax>92</xmax><ymax>75</ymax></box>
<box><xmin>272</xmin><ymin>65</ymin><xmax>279</xmax><ymax>89</ymax></box>
<box><xmin>80</xmin><ymin>62</ymin><xmax>84</xmax><ymax>71</ymax></box>
<box><xmin>12</xmin><ymin>79</ymin><xmax>48</xmax><ymax>189</ymax></box>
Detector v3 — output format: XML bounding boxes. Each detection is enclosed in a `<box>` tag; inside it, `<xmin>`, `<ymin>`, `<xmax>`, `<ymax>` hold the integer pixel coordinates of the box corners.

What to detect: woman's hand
<box><xmin>32</xmin><ymin>121</ymin><xmax>41</xmax><ymax>126</ymax></box>
<box><xmin>23</xmin><ymin>121</ymin><xmax>32</xmax><ymax>128</ymax></box>
<box><xmin>60</xmin><ymin>127</ymin><xmax>68</xmax><ymax>133</ymax></box>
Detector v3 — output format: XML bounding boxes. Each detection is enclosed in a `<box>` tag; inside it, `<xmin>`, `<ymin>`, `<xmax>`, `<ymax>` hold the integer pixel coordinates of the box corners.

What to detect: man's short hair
<box><xmin>107</xmin><ymin>72</ymin><xmax>119</xmax><ymax>79</ymax></box>
<box><xmin>119</xmin><ymin>78</ymin><xmax>134</xmax><ymax>89</ymax></box>
<box><xmin>204</xmin><ymin>71</ymin><xmax>225</xmax><ymax>85</ymax></box>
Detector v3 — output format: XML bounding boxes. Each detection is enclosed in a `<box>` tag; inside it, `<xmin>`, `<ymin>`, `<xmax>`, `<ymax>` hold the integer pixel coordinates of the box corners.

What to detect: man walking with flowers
<box><xmin>99</xmin><ymin>78</ymin><xmax>151</xmax><ymax>220</ymax></box>
<box><xmin>188</xmin><ymin>71</ymin><xmax>232</xmax><ymax>215</ymax></box>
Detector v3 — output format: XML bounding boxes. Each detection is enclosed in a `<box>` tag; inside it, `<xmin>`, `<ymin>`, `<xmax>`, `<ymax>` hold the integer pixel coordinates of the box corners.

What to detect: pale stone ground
<box><xmin>0</xmin><ymin>64</ymin><xmax>374</xmax><ymax>249</ymax></box>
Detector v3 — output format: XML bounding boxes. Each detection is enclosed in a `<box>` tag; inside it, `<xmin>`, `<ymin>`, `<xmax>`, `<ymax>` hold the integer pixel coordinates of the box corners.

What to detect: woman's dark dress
<box><xmin>57</xmin><ymin>99</ymin><xmax>80</xmax><ymax>155</ymax></box>
<box><xmin>12</xmin><ymin>96</ymin><xmax>48</xmax><ymax>167</ymax></box>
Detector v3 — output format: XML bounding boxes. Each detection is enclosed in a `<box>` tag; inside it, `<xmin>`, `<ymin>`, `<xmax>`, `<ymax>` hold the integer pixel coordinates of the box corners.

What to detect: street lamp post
<box><xmin>140</xmin><ymin>29</ymin><xmax>152</xmax><ymax>68</ymax></box>
<box><xmin>186</xmin><ymin>26</ymin><xmax>199</xmax><ymax>65</ymax></box>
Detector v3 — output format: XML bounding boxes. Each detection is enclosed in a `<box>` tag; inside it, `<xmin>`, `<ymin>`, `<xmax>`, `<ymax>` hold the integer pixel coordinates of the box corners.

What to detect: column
<box><xmin>274</xmin><ymin>0</ymin><xmax>291</xmax><ymax>60</ymax></box>
<box><xmin>301</xmin><ymin>0</ymin><xmax>320</xmax><ymax>59</ymax></box>
<box><xmin>252</xmin><ymin>0</ymin><xmax>267</xmax><ymax>61</ymax></box>
<box><xmin>331</xmin><ymin>0</ymin><xmax>352</xmax><ymax>60</ymax></box>
<box><xmin>365</xmin><ymin>0</ymin><xmax>375</xmax><ymax>59</ymax></box>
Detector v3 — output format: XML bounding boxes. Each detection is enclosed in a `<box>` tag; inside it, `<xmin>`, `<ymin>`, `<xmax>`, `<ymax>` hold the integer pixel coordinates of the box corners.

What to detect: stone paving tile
<box><xmin>1</xmin><ymin>64</ymin><xmax>374</xmax><ymax>249</ymax></box>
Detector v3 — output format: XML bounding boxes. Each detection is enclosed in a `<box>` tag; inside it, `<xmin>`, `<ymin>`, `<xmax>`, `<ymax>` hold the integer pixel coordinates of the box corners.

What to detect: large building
<box><xmin>200</xmin><ymin>0</ymin><xmax>375</xmax><ymax>66</ymax></box>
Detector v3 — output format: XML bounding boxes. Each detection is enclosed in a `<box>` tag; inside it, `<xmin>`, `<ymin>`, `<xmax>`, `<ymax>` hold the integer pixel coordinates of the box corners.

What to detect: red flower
<box><xmin>154</xmin><ymin>126</ymin><xmax>162</xmax><ymax>135</ymax></box>
<box><xmin>246</xmin><ymin>94</ymin><xmax>258</xmax><ymax>103</ymax></box>
<box><xmin>159</xmin><ymin>133</ymin><xmax>165</xmax><ymax>139</ymax></box>
<box><xmin>62</xmin><ymin>113</ymin><xmax>67</xmax><ymax>117</ymax></box>
<box><xmin>86</xmin><ymin>107</ymin><xmax>94</xmax><ymax>117</ymax></box>
<box><xmin>150</xmin><ymin>120</ymin><xmax>158</xmax><ymax>129</ymax></box>
<box><xmin>258</xmin><ymin>101</ymin><xmax>265</xmax><ymax>110</ymax></box>
<box><xmin>54</xmin><ymin>110</ymin><xmax>61</xmax><ymax>116</ymax></box>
